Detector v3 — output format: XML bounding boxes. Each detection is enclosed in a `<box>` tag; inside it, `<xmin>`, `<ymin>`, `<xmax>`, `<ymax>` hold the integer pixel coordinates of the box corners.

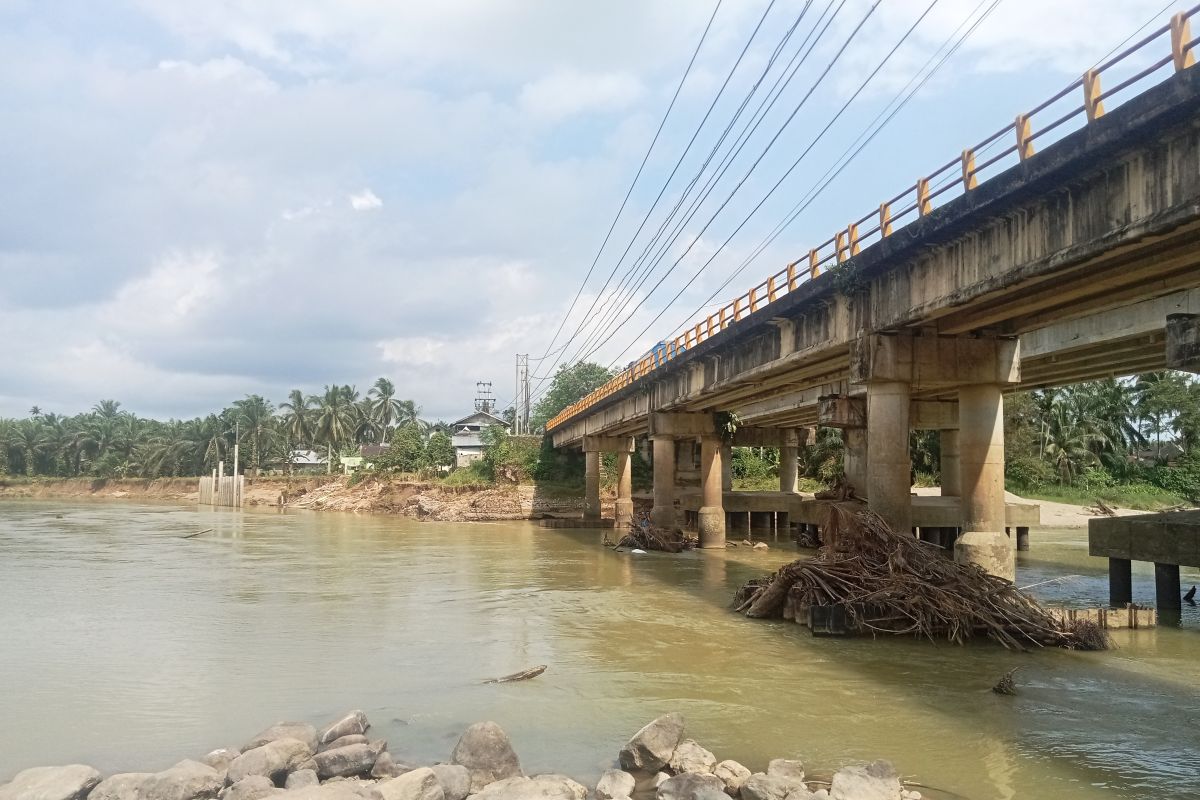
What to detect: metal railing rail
<box><xmin>547</xmin><ymin>7</ymin><xmax>1199</xmax><ymax>432</ymax></box>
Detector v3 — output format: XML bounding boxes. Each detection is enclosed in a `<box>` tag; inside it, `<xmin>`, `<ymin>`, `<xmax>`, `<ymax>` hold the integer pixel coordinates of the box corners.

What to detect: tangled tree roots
<box><xmin>733</xmin><ymin>504</ymin><xmax>1109</xmax><ymax>651</ymax></box>
<box><xmin>617</xmin><ymin>522</ymin><xmax>697</xmax><ymax>553</ymax></box>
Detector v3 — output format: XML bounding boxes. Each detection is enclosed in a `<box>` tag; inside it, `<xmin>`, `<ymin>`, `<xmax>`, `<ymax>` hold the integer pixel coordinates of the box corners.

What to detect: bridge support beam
<box><xmin>698</xmin><ymin>436</ymin><xmax>726</xmax><ymax>549</ymax></box>
<box><xmin>866</xmin><ymin>381</ymin><xmax>912</xmax><ymax>535</ymax></box>
<box><xmin>940</xmin><ymin>430</ymin><xmax>960</xmax><ymax>497</ymax></box>
<box><xmin>843</xmin><ymin>429</ymin><xmax>868</xmax><ymax>497</ymax></box>
<box><xmin>954</xmin><ymin>384</ymin><xmax>1013</xmax><ymax>582</ymax></box>
<box><xmin>651</xmin><ymin>435</ymin><xmax>677</xmax><ymax>531</ymax></box>
<box><xmin>779</xmin><ymin>428</ymin><xmax>803</xmax><ymax>493</ymax></box>
<box><xmin>583</xmin><ymin>450</ymin><xmax>601</xmax><ymax>523</ymax></box>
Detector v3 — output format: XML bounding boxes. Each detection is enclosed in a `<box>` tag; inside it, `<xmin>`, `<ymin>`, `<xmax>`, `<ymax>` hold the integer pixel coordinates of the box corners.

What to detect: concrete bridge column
<box><xmin>866</xmin><ymin>381</ymin><xmax>912</xmax><ymax>534</ymax></box>
<box><xmin>698</xmin><ymin>436</ymin><xmax>726</xmax><ymax>549</ymax></box>
<box><xmin>940</xmin><ymin>429</ymin><xmax>960</xmax><ymax>497</ymax></box>
<box><xmin>614</xmin><ymin>447</ymin><xmax>634</xmax><ymax>531</ymax></box>
<box><xmin>583</xmin><ymin>450</ymin><xmax>601</xmax><ymax>524</ymax></box>
<box><xmin>779</xmin><ymin>428</ymin><xmax>801</xmax><ymax>493</ymax></box>
<box><xmin>721</xmin><ymin>444</ymin><xmax>733</xmax><ymax>491</ymax></box>
<box><xmin>955</xmin><ymin>384</ymin><xmax>1013</xmax><ymax>581</ymax></box>
<box><xmin>650</xmin><ymin>435</ymin><xmax>677</xmax><ymax>531</ymax></box>
<box><xmin>843</xmin><ymin>429</ymin><xmax>868</xmax><ymax>496</ymax></box>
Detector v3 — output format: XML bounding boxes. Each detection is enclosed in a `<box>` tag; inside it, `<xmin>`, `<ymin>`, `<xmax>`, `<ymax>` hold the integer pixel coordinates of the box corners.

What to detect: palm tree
<box><xmin>13</xmin><ymin>419</ymin><xmax>49</xmax><ymax>475</ymax></box>
<box><xmin>93</xmin><ymin>399</ymin><xmax>122</xmax><ymax>420</ymax></box>
<box><xmin>233</xmin><ymin>395</ymin><xmax>276</xmax><ymax>478</ymax></box>
<box><xmin>368</xmin><ymin>378</ymin><xmax>403</xmax><ymax>443</ymax></box>
<box><xmin>1044</xmin><ymin>404</ymin><xmax>1107</xmax><ymax>484</ymax></box>
<box><xmin>395</xmin><ymin>399</ymin><xmax>422</xmax><ymax>430</ymax></box>
<box><xmin>312</xmin><ymin>385</ymin><xmax>353</xmax><ymax>474</ymax></box>
<box><xmin>278</xmin><ymin>390</ymin><xmax>313</xmax><ymax>474</ymax></box>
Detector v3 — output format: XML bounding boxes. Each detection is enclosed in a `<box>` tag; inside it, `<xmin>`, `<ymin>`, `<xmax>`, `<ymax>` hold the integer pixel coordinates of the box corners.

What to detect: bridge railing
<box><xmin>547</xmin><ymin>6</ymin><xmax>1200</xmax><ymax>433</ymax></box>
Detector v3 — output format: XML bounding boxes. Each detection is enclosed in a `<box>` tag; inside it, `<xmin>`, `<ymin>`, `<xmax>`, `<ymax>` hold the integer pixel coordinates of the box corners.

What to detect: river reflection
<box><xmin>0</xmin><ymin>501</ymin><xmax>1197</xmax><ymax>800</ymax></box>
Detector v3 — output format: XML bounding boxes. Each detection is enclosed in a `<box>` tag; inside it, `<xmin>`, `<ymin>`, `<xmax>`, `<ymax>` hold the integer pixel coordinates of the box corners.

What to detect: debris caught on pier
<box><xmin>732</xmin><ymin>504</ymin><xmax>1110</xmax><ymax>651</ymax></box>
<box><xmin>616</xmin><ymin>516</ymin><xmax>697</xmax><ymax>553</ymax></box>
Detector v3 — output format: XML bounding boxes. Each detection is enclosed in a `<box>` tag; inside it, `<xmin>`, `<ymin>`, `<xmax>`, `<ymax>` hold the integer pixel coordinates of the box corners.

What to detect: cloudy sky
<box><xmin>0</xmin><ymin>0</ymin><xmax>1179</xmax><ymax>422</ymax></box>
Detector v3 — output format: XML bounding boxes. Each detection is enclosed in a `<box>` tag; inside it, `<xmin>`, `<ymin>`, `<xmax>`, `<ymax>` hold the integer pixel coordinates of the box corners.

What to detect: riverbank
<box><xmin>0</xmin><ymin>709</ymin><xmax>921</xmax><ymax>800</ymax></box>
<box><xmin>0</xmin><ymin>476</ymin><xmax>593</xmax><ymax>523</ymax></box>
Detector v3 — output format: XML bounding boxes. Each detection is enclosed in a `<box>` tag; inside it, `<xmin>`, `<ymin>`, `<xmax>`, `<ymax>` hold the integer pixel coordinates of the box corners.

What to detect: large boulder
<box><xmin>313</xmin><ymin>742</ymin><xmax>386</xmax><ymax>781</ymax></box>
<box><xmin>202</xmin><ymin>751</ymin><xmax>240</xmax><ymax>782</ymax></box>
<box><xmin>89</xmin><ymin>773</ymin><xmax>152</xmax><ymax>800</ymax></box>
<box><xmin>0</xmin><ymin>766</ymin><xmax>101</xmax><ymax>800</ymax></box>
<box><xmin>668</xmin><ymin>742</ymin><xmax>716</xmax><ymax>776</ymax></box>
<box><xmin>740</xmin><ymin>773</ymin><xmax>806</xmax><ymax>800</ymax></box>
<box><xmin>139</xmin><ymin>761</ymin><xmax>223</xmax><ymax>800</ymax></box>
<box><xmin>618</xmin><ymin>714</ymin><xmax>685</xmax><ymax>773</ymax></box>
<box><xmin>767</xmin><ymin>761</ymin><xmax>805</xmax><ymax>784</ymax></box>
<box><xmin>427</xmin><ymin>766</ymin><xmax>468</xmax><ymax>800</ymax></box>
<box><xmin>713</xmin><ymin>761</ymin><xmax>750</xmax><ymax>797</ymax></box>
<box><xmin>655</xmin><ymin>773</ymin><xmax>726</xmax><ymax>800</ymax></box>
<box><xmin>471</xmin><ymin>775</ymin><xmax>586</xmax><ymax>800</ymax></box>
<box><xmin>375</xmin><ymin>768</ymin><xmax>442</xmax><ymax>800</ymax></box>
<box><xmin>450</xmin><ymin>722</ymin><xmax>522</xmax><ymax>793</ymax></box>
<box><xmin>369</xmin><ymin>754</ymin><xmax>399</xmax><ymax>781</ymax></box>
<box><xmin>270</xmin><ymin>786</ymin><xmax>376</xmax><ymax>800</ymax></box>
<box><xmin>284</xmin><ymin>771</ymin><xmax>319</xmax><ymax>791</ymax></box>
<box><xmin>595</xmin><ymin>770</ymin><xmax>635</xmax><ymax>800</ymax></box>
<box><xmin>322</xmin><ymin>736</ymin><xmax>369</xmax><ymax>753</ymax></box>
<box><xmin>243</xmin><ymin>724</ymin><xmax>320</xmax><ymax>754</ymax></box>
<box><xmin>319</xmin><ymin>712</ymin><xmax>370</xmax><ymax>745</ymax></box>
<box><xmin>218</xmin><ymin>776</ymin><xmax>280</xmax><ymax>800</ymax></box>
<box><xmin>829</xmin><ymin>762</ymin><xmax>901</xmax><ymax>800</ymax></box>
<box><xmin>226</xmin><ymin>739</ymin><xmax>314</xmax><ymax>786</ymax></box>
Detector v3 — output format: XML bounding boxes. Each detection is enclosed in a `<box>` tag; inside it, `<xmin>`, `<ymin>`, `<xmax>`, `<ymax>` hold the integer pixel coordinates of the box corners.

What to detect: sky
<box><xmin>0</xmin><ymin>0</ymin><xmax>1182</xmax><ymax>422</ymax></box>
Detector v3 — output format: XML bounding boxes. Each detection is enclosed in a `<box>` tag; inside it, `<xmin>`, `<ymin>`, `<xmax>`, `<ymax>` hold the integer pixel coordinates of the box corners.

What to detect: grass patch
<box><xmin>1013</xmin><ymin>482</ymin><xmax>1187</xmax><ymax>511</ymax></box>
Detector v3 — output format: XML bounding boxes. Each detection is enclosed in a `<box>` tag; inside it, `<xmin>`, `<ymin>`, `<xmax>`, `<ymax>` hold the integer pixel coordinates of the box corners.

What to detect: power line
<box><xmin>527</xmin><ymin>1</ymin><xmax>827</xmax><ymax>404</ymax></box>
<box><xmin>671</xmin><ymin>0</ymin><xmax>1005</xmax><ymax>331</ymax></box>
<box><xmin>529</xmin><ymin>0</ymin><xmax>723</xmax><ymax>371</ymax></box>
<box><xmin>572</xmin><ymin>0</ymin><xmax>905</xmax><ymax>372</ymax></box>
<box><xmin>548</xmin><ymin>0</ymin><xmax>849</xmax><ymax>380</ymax></box>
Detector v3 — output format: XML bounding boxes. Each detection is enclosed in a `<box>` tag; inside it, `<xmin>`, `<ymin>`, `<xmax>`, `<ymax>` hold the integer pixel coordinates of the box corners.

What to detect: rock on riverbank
<box><xmin>0</xmin><ymin>711</ymin><xmax>924</xmax><ymax>800</ymax></box>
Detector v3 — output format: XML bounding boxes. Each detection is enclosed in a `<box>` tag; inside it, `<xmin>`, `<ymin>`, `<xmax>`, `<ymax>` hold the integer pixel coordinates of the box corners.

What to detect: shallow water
<box><xmin>0</xmin><ymin>500</ymin><xmax>1197</xmax><ymax>799</ymax></box>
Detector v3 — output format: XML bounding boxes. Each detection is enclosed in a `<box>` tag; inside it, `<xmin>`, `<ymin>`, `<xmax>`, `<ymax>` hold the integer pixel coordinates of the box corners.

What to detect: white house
<box><xmin>451</xmin><ymin>410</ymin><xmax>510</xmax><ymax>468</ymax></box>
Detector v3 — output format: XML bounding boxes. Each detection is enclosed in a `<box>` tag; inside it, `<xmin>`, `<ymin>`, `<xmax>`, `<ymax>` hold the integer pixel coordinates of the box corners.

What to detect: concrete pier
<box><xmin>650</xmin><ymin>436</ymin><xmax>676</xmax><ymax>530</ymax></box>
<box><xmin>583</xmin><ymin>450</ymin><xmax>601</xmax><ymax>524</ymax></box>
<box><xmin>955</xmin><ymin>383</ymin><xmax>1013</xmax><ymax>581</ymax></box>
<box><xmin>697</xmin><ymin>437</ymin><xmax>726</xmax><ymax>549</ymax></box>
<box><xmin>940</xmin><ymin>430</ymin><xmax>960</xmax><ymax>497</ymax></box>
<box><xmin>866</xmin><ymin>381</ymin><xmax>911</xmax><ymax>534</ymax></box>
<box><xmin>1109</xmin><ymin>557</ymin><xmax>1133</xmax><ymax>606</ymax></box>
<box><xmin>1156</xmin><ymin>563</ymin><xmax>1182</xmax><ymax>612</ymax></box>
<box><xmin>614</xmin><ymin>449</ymin><xmax>633</xmax><ymax>530</ymax></box>
<box><xmin>843</xmin><ymin>428</ymin><xmax>868</xmax><ymax>497</ymax></box>
<box><xmin>779</xmin><ymin>428</ymin><xmax>800</xmax><ymax>494</ymax></box>
<box><xmin>1090</xmin><ymin>510</ymin><xmax>1199</xmax><ymax>611</ymax></box>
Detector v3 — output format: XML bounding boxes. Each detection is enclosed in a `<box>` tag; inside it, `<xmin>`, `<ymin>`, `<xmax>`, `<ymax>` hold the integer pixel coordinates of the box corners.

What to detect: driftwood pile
<box><xmin>733</xmin><ymin>504</ymin><xmax>1110</xmax><ymax>651</ymax></box>
<box><xmin>616</xmin><ymin>514</ymin><xmax>697</xmax><ymax>553</ymax></box>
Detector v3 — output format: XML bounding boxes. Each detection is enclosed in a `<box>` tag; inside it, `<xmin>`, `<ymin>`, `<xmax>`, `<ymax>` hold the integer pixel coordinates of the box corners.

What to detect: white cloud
<box><xmin>518</xmin><ymin>69</ymin><xmax>644</xmax><ymax>121</ymax></box>
<box><xmin>349</xmin><ymin>189</ymin><xmax>383</xmax><ymax>211</ymax></box>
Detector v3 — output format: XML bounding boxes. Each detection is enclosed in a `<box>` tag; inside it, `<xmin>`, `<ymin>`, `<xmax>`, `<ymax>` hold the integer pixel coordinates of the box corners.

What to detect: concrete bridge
<box><xmin>549</xmin><ymin>14</ymin><xmax>1200</xmax><ymax>581</ymax></box>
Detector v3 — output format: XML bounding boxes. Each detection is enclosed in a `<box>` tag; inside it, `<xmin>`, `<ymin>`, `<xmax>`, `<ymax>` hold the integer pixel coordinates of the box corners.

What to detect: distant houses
<box><xmin>451</xmin><ymin>410</ymin><xmax>509</xmax><ymax>468</ymax></box>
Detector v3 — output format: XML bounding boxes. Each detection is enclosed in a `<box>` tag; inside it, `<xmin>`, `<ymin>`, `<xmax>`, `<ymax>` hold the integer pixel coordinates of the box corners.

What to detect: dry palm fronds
<box><xmin>992</xmin><ymin>667</ymin><xmax>1020</xmax><ymax>695</ymax></box>
<box><xmin>617</xmin><ymin>516</ymin><xmax>697</xmax><ymax>553</ymax></box>
<box><xmin>733</xmin><ymin>504</ymin><xmax>1105</xmax><ymax>651</ymax></box>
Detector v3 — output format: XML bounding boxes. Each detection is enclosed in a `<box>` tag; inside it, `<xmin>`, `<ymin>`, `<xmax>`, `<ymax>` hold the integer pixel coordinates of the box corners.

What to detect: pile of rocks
<box><xmin>0</xmin><ymin>711</ymin><xmax>922</xmax><ymax>800</ymax></box>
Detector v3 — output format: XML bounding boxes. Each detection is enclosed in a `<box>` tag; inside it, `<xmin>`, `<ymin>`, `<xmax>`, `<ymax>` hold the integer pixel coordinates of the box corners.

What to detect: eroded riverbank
<box><xmin>1</xmin><ymin>501</ymin><xmax>1198</xmax><ymax>799</ymax></box>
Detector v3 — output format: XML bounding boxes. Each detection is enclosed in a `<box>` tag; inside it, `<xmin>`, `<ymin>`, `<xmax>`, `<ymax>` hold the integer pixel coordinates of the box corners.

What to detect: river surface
<box><xmin>1</xmin><ymin>500</ymin><xmax>1198</xmax><ymax>799</ymax></box>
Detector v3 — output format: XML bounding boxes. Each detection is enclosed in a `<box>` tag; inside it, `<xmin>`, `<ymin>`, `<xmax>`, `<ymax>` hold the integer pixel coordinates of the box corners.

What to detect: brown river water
<box><xmin>1</xmin><ymin>500</ymin><xmax>1198</xmax><ymax>799</ymax></box>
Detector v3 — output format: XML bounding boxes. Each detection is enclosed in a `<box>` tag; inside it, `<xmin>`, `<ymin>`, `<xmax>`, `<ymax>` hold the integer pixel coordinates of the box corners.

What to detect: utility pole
<box><xmin>514</xmin><ymin>354</ymin><xmax>530</xmax><ymax>434</ymax></box>
<box><xmin>475</xmin><ymin>381</ymin><xmax>495</xmax><ymax>414</ymax></box>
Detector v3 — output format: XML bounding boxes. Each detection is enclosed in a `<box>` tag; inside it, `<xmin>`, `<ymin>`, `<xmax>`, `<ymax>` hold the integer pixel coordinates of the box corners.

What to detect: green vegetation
<box><xmin>0</xmin><ymin>379</ymin><xmax>440</xmax><ymax>479</ymax></box>
<box><xmin>1003</xmin><ymin>373</ymin><xmax>1199</xmax><ymax>507</ymax></box>
<box><xmin>530</xmin><ymin>362</ymin><xmax>614</xmax><ymax>431</ymax></box>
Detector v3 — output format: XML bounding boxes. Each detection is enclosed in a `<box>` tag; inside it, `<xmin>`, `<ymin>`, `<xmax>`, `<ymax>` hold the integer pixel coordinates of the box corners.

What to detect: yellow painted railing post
<box><xmin>1083</xmin><ymin>69</ymin><xmax>1105</xmax><ymax>122</ymax></box>
<box><xmin>693</xmin><ymin>323</ymin><xmax>702</xmax><ymax>345</ymax></box>
<box><xmin>719</xmin><ymin>307</ymin><xmax>727</xmax><ymax>330</ymax></box>
<box><xmin>749</xmin><ymin>287</ymin><xmax>758</xmax><ymax>313</ymax></box>
<box><xmin>787</xmin><ymin>261</ymin><xmax>797</xmax><ymax>291</ymax></box>
<box><xmin>768</xmin><ymin>275</ymin><xmax>777</xmax><ymax>303</ymax></box>
<box><xmin>1015</xmin><ymin>114</ymin><xmax>1035</xmax><ymax>161</ymax></box>
<box><xmin>707</xmin><ymin>315</ymin><xmax>715</xmax><ymax>338</ymax></box>
<box><xmin>879</xmin><ymin>202</ymin><xmax>892</xmax><ymax>236</ymax></box>
<box><xmin>836</xmin><ymin>231</ymin><xmax>847</xmax><ymax>263</ymax></box>
<box><xmin>733</xmin><ymin>297</ymin><xmax>743</xmax><ymax>321</ymax></box>
<box><xmin>961</xmin><ymin>149</ymin><xmax>977</xmax><ymax>190</ymax></box>
<box><xmin>916</xmin><ymin>178</ymin><xmax>931</xmax><ymax>216</ymax></box>
<box><xmin>847</xmin><ymin>223</ymin><xmax>860</xmax><ymax>257</ymax></box>
<box><xmin>1172</xmin><ymin>12</ymin><xmax>1196</xmax><ymax>72</ymax></box>
<box><xmin>809</xmin><ymin>248</ymin><xmax>820</xmax><ymax>279</ymax></box>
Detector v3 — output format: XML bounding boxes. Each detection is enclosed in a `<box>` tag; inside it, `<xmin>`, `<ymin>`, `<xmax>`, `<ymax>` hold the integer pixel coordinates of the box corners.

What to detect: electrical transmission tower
<box><xmin>514</xmin><ymin>354</ymin><xmax>530</xmax><ymax>434</ymax></box>
<box><xmin>474</xmin><ymin>381</ymin><xmax>495</xmax><ymax>414</ymax></box>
